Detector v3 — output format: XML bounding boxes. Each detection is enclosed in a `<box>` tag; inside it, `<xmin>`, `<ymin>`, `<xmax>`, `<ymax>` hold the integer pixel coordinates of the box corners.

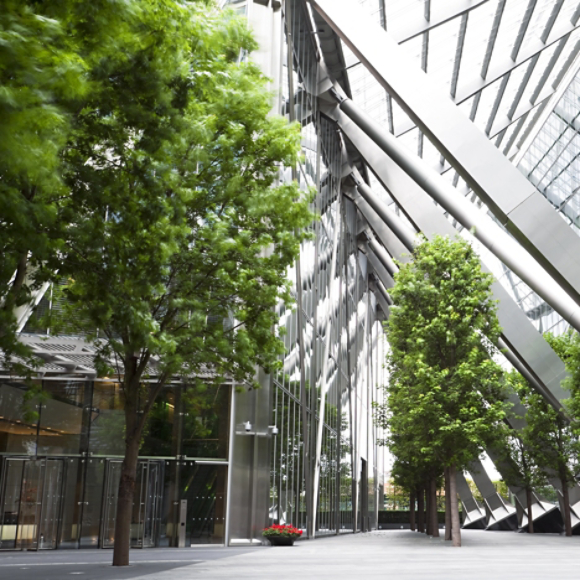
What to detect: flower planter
<box><xmin>263</xmin><ymin>524</ymin><xmax>303</xmax><ymax>546</ymax></box>
<box><xmin>267</xmin><ymin>536</ymin><xmax>296</xmax><ymax>546</ymax></box>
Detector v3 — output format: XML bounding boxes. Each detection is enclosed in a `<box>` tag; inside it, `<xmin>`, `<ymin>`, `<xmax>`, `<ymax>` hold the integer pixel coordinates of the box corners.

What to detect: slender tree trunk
<box><xmin>444</xmin><ymin>467</ymin><xmax>451</xmax><ymax>541</ymax></box>
<box><xmin>410</xmin><ymin>490</ymin><xmax>416</xmax><ymax>531</ymax></box>
<box><xmin>526</xmin><ymin>487</ymin><xmax>534</xmax><ymax>534</ymax></box>
<box><xmin>561</xmin><ymin>477</ymin><xmax>572</xmax><ymax>537</ymax></box>
<box><xmin>449</xmin><ymin>465</ymin><xmax>461</xmax><ymax>547</ymax></box>
<box><xmin>112</xmin><ymin>436</ymin><xmax>140</xmax><ymax>565</ymax></box>
<box><xmin>425</xmin><ymin>483</ymin><xmax>432</xmax><ymax>535</ymax></box>
<box><xmin>430</xmin><ymin>478</ymin><xmax>439</xmax><ymax>537</ymax></box>
<box><xmin>417</xmin><ymin>487</ymin><xmax>425</xmax><ymax>533</ymax></box>
<box><xmin>112</xmin><ymin>391</ymin><xmax>143</xmax><ymax>567</ymax></box>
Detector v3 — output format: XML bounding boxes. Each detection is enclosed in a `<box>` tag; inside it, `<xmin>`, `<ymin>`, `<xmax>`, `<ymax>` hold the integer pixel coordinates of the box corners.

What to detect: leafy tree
<box><xmin>493</xmin><ymin>372</ymin><xmax>548</xmax><ymax>533</ymax></box>
<box><xmin>493</xmin><ymin>371</ymin><xmax>554</xmax><ymax>534</ymax></box>
<box><xmin>0</xmin><ymin>1</ymin><xmax>86</xmax><ymax>368</ymax></box>
<box><xmin>518</xmin><ymin>380</ymin><xmax>579</xmax><ymax>536</ymax></box>
<box><xmin>377</xmin><ymin>236</ymin><xmax>508</xmax><ymax>546</ymax></box>
<box><xmin>4</xmin><ymin>0</ymin><xmax>313</xmax><ymax>566</ymax></box>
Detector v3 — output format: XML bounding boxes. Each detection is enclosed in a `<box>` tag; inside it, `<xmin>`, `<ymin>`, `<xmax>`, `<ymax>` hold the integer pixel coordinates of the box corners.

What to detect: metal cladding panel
<box><xmin>456</xmin><ymin>470</ymin><xmax>480</xmax><ymax>512</ymax></box>
<box><xmin>328</xmin><ymin>103</ymin><xmax>569</xmax><ymax>408</ymax></box>
<box><xmin>228</xmin><ymin>388</ymin><xmax>256</xmax><ymax>543</ymax></box>
<box><xmin>493</xmin><ymin>281</ymin><xmax>569</xmax><ymax>407</ymax></box>
<box><xmin>228</xmin><ymin>375</ymin><xmax>272</xmax><ymax>544</ymax></box>
<box><xmin>468</xmin><ymin>459</ymin><xmax>498</xmax><ymax>501</ymax></box>
<box><xmin>507</xmin><ymin>191</ymin><xmax>580</xmax><ymax>281</ymax></box>
<box><xmin>358</xmin><ymin>250</ymin><xmax>368</xmax><ymax>279</ymax></box>
<box><xmin>346</xmin><ymin>188</ymin><xmax>411</xmax><ymax>263</ymax></box>
<box><xmin>252</xmin><ymin>368</ymin><xmax>273</xmax><ymax>539</ymax></box>
<box><xmin>364</xmin><ymin>245</ymin><xmax>394</xmax><ymax>291</ymax></box>
<box><xmin>309</xmin><ymin>0</ymin><xmax>580</xmax><ymax>303</ymax></box>
<box><xmin>344</xmin><ymin>196</ymin><xmax>358</xmax><ymax>235</ymax></box>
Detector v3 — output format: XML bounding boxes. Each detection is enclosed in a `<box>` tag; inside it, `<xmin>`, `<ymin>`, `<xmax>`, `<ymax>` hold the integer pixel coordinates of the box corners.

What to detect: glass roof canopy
<box><xmin>335</xmin><ymin>0</ymin><xmax>580</xmax><ymax>336</ymax></box>
<box><xmin>346</xmin><ymin>0</ymin><xmax>580</xmax><ymax>171</ymax></box>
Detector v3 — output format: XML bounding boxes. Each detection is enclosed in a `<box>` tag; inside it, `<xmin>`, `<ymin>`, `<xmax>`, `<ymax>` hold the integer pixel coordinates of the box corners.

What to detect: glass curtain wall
<box><xmin>266</xmin><ymin>0</ymin><xmax>387</xmax><ymax>536</ymax></box>
<box><xmin>512</xmin><ymin>68</ymin><xmax>580</xmax><ymax>336</ymax></box>
<box><xmin>0</xmin><ymin>378</ymin><xmax>230</xmax><ymax>549</ymax></box>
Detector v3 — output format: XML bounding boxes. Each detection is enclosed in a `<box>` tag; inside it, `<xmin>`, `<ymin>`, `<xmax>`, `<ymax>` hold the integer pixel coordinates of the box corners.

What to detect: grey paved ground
<box><xmin>0</xmin><ymin>546</ymin><xmax>252</xmax><ymax>580</ymax></box>
<box><xmin>2</xmin><ymin>530</ymin><xmax>580</xmax><ymax>580</ymax></box>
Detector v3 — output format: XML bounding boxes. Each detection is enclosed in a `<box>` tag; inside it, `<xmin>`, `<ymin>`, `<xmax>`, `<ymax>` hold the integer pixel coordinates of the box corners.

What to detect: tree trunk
<box><xmin>444</xmin><ymin>467</ymin><xmax>451</xmax><ymax>541</ymax></box>
<box><xmin>410</xmin><ymin>490</ymin><xmax>416</xmax><ymax>531</ymax></box>
<box><xmin>417</xmin><ymin>487</ymin><xmax>425</xmax><ymax>533</ymax></box>
<box><xmin>425</xmin><ymin>483</ymin><xmax>432</xmax><ymax>535</ymax></box>
<box><xmin>430</xmin><ymin>478</ymin><xmax>439</xmax><ymax>537</ymax></box>
<box><xmin>112</xmin><ymin>397</ymin><xmax>143</xmax><ymax>567</ymax></box>
<box><xmin>449</xmin><ymin>465</ymin><xmax>461</xmax><ymax>547</ymax></box>
<box><xmin>526</xmin><ymin>487</ymin><xmax>534</xmax><ymax>534</ymax></box>
<box><xmin>561</xmin><ymin>477</ymin><xmax>572</xmax><ymax>537</ymax></box>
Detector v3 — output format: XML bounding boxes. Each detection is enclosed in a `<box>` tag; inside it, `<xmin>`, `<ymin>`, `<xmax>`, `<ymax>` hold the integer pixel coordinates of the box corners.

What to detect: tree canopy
<box><xmin>2</xmin><ymin>0</ymin><xmax>313</xmax><ymax>565</ymax></box>
<box><xmin>375</xmin><ymin>235</ymin><xmax>509</xmax><ymax>546</ymax></box>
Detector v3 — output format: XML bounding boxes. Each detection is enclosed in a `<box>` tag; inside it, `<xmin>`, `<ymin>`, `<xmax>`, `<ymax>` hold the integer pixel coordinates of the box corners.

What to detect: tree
<box><xmin>0</xmin><ymin>1</ymin><xmax>86</xmax><ymax>368</ymax></box>
<box><xmin>377</xmin><ymin>235</ymin><xmax>508</xmax><ymax>546</ymax></box>
<box><xmin>6</xmin><ymin>0</ymin><xmax>313</xmax><ymax>566</ymax></box>
<box><xmin>518</xmin><ymin>382</ymin><xmax>579</xmax><ymax>536</ymax></box>
<box><xmin>493</xmin><ymin>372</ymin><xmax>547</xmax><ymax>534</ymax></box>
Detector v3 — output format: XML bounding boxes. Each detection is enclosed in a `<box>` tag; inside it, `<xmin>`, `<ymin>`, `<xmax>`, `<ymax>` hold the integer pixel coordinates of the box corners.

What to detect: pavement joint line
<box><xmin>0</xmin><ymin>560</ymin><xmax>202</xmax><ymax>567</ymax></box>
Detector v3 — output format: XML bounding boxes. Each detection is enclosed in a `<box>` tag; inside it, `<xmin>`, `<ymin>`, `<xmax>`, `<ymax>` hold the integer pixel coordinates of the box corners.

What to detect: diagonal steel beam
<box><xmin>511</xmin><ymin>0</ymin><xmax>538</xmax><ymax>62</ymax></box>
<box><xmin>542</xmin><ymin>0</ymin><xmax>566</xmax><ymax>43</ymax></box>
<box><xmin>391</xmin><ymin>0</ymin><xmax>488</xmax><ymax>45</ymax></box>
<box><xmin>345</xmin><ymin>0</ymin><xmax>489</xmax><ymax>69</ymax></box>
<box><xmin>395</xmin><ymin>28</ymin><xmax>578</xmax><ymax>138</ymax></box>
<box><xmin>485</xmin><ymin>73</ymin><xmax>510</xmax><ymax>136</ymax></box>
<box><xmin>457</xmin><ymin>19</ymin><xmax>580</xmax><ymax>103</ymax></box>
<box><xmin>501</xmin><ymin>2</ymin><xmax>565</xmax><ymax>130</ymax></box>
<box><xmin>507</xmin><ymin>55</ymin><xmax>540</xmax><ymax>120</ymax></box>
<box><xmin>310</xmin><ymin>0</ymin><xmax>580</xmax><ymax>306</ymax></box>
<box><xmin>490</xmin><ymin>86</ymin><xmax>551</xmax><ymax>140</ymax></box>
<box><xmin>530</xmin><ymin>35</ymin><xmax>571</xmax><ymax>102</ymax></box>
<box><xmin>481</xmin><ymin>0</ymin><xmax>507</xmax><ymax>79</ymax></box>
<box><xmin>450</xmin><ymin>13</ymin><xmax>469</xmax><ymax>99</ymax></box>
<box><xmin>323</xmin><ymin>101</ymin><xmax>570</xmax><ymax>411</ymax></box>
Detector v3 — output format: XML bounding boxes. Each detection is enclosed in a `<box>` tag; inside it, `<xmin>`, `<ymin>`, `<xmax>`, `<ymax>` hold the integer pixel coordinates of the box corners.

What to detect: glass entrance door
<box><xmin>37</xmin><ymin>459</ymin><xmax>64</xmax><ymax>549</ymax></box>
<box><xmin>139</xmin><ymin>461</ymin><xmax>161</xmax><ymax>548</ymax></box>
<box><xmin>101</xmin><ymin>460</ymin><xmax>163</xmax><ymax>549</ymax></box>
<box><xmin>0</xmin><ymin>458</ymin><xmax>25</xmax><ymax>550</ymax></box>
<box><xmin>0</xmin><ymin>457</ymin><xmax>64</xmax><ymax>550</ymax></box>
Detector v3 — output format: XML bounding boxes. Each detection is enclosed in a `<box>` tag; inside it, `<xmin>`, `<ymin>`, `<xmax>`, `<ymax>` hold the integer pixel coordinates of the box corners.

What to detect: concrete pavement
<box><xmin>1</xmin><ymin>530</ymin><xmax>579</xmax><ymax>580</ymax></box>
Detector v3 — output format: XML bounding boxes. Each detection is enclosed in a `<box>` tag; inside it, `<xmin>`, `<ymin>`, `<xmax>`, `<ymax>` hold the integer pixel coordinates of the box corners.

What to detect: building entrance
<box><xmin>101</xmin><ymin>459</ymin><xmax>163</xmax><ymax>549</ymax></box>
<box><xmin>0</xmin><ymin>457</ymin><xmax>64</xmax><ymax>550</ymax></box>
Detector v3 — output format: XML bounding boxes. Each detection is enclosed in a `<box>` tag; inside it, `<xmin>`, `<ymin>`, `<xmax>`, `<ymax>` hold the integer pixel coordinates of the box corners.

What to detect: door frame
<box><xmin>99</xmin><ymin>458</ymin><xmax>164</xmax><ymax>549</ymax></box>
<box><xmin>0</xmin><ymin>456</ymin><xmax>66</xmax><ymax>551</ymax></box>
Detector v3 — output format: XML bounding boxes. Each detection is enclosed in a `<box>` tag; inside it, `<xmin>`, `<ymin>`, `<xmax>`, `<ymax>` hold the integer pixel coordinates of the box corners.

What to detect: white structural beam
<box><xmin>310</xmin><ymin>0</ymin><xmax>580</xmax><ymax>306</ymax></box>
<box><xmin>345</xmin><ymin>0</ymin><xmax>489</xmax><ymax>68</ymax></box>
<box><xmin>481</xmin><ymin>0</ymin><xmax>507</xmax><ymax>79</ymax></box>
<box><xmin>456</xmin><ymin>19</ymin><xmax>580</xmax><ymax>103</ymax></box>
<box><xmin>394</xmin><ymin>27</ymin><xmax>580</xmax><ymax>138</ymax></box>
<box><xmin>322</xmin><ymin>101</ymin><xmax>570</xmax><ymax>409</ymax></box>
<box><xmin>390</xmin><ymin>0</ymin><xmax>488</xmax><ymax>45</ymax></box>
<box><xmin>450</xmin><ymin>13</ymin><xmax>469</xmax><ymax>99</ymax></box>
<box><xmin>511</xmin><ymin>0</ymin><xmax>538</xmax><ymax>62</ymax></box>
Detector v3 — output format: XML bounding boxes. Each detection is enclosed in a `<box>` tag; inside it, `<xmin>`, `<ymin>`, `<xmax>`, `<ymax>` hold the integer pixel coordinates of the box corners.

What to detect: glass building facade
<box><xmin>0</xmin><ymin>342</ymin><xmax>230</xmax><ymax>550</ymax></box>
<box><xmin>4</xmin><ymin>0</ymin><xmax>580</xmax><ymax>548</ymax></box>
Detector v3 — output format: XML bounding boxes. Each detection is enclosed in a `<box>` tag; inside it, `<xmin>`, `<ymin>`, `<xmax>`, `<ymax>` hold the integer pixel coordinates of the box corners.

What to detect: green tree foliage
<box><xmin>515</xmin><ymin>364</ymin><xmax>579</xmax><ymax>536</ymax></box>
<box><xmin>0</xmin><ymin>1</ymin><xmax>86</xmax><ymax>365</ymax></box>
<box><xmin>376</xmin><ymin>235</ymin><xmax>508</xmax><ymax>546</ymax></box>
<box><xmin>3</xmin><ymin>0</ymin><xmax>313</xmax><ymax>565</ymax></box>
<box><xmin>494</xmin><ymin>372</ymin><xmax>547</xmax><ymax>533</ymax></box>
<box><xmin>546</xmin><ymin>329</ymin><xmax>580</xmax><ymax>428</ymax></box>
